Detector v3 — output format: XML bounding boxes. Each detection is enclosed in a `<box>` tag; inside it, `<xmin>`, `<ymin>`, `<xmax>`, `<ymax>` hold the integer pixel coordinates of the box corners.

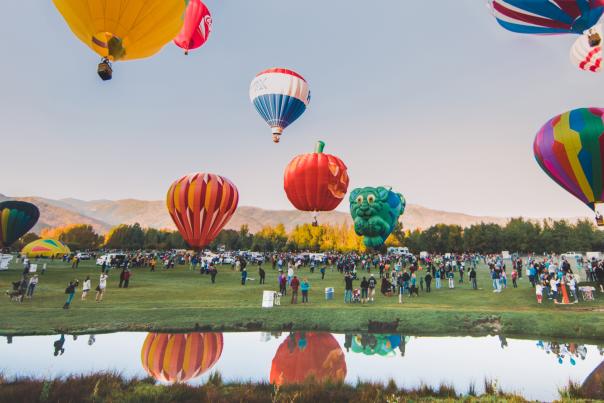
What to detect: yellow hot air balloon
<box><xmin>53</xmin><ymin>0</ymin><xmax>186</xmax><ymax>80</ymax></box>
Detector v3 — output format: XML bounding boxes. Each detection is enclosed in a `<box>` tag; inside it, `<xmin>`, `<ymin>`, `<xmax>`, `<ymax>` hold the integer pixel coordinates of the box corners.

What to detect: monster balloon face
<box><xmin>349</xmin><ymin>187</ymin><xmax>405</xmax><ymax>248</ymax></box>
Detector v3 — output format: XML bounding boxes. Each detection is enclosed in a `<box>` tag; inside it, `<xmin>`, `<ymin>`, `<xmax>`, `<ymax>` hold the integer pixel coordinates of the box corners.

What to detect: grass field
<box><xmin>0</xmin><ymin>258</ymin><xmax>603</xmax><ymax>339</ymax></box>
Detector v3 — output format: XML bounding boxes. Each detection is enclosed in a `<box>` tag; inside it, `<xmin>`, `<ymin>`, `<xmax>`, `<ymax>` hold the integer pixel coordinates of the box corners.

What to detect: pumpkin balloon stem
<box><xmin>315</xmin><ymin>141</ymin><xmax>325</xmax><ymax>153</ymax></box>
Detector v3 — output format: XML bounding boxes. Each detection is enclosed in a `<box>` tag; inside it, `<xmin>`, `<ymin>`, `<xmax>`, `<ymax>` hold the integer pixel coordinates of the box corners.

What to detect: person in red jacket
<box><xmin>290</xmin><ymin>276</ymin><xmax>300</xmax><ymax>304</ymax></box>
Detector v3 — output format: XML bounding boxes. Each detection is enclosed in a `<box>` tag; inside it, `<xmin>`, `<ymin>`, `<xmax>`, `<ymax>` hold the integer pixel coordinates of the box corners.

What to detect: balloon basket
<box><xmin>97</xmin><ymin>59</ymin><xmax>113</xmax><ymax>81</ymax></box>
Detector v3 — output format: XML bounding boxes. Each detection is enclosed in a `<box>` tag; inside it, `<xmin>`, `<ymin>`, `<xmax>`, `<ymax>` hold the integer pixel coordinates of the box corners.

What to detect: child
<box><xmin>511</xmin><ymin>269</ymin><xmax>518</xmax><ymax>288</ymax></box>
<box><xmin>536</xmin><ymin>282</ymin><xmax>543</xmax><ymax>304</ymax></box>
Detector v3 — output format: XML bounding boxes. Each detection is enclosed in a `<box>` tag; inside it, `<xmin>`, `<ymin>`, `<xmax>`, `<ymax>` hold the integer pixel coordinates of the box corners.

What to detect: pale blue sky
<box><xmin>2</xmin><ymin>1</ymin><xmax>603</xmax><ymax>217</ymax></box>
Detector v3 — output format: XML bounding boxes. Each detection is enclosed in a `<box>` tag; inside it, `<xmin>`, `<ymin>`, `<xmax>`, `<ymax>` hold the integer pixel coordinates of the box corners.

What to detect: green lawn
<box><xmin>0</xmin><ymin>258</ymin><xmax>602</xmax><ymax>340</ymax></box>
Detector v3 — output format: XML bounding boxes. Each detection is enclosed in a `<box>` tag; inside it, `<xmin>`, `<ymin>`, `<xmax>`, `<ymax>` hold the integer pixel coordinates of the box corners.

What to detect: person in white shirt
<box><xmin>535</xmin><ymin>282</ymin><xmax>543</xmax><ymax>304</ymax></box>
<box><xmin>81</xmin><ymin>276</ymin><xmax>91</xmax><ymax>300</ymax></box>
<box><xmin>95</xmin><ymin>273</ymin><xmax>108</xmax><ymax>302</ymax></box>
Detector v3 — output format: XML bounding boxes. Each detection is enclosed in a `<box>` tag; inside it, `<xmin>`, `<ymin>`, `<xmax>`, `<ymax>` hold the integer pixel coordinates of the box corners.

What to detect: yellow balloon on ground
<box><xmin>21</xmin><ymin>239</ymin><xmax>70</xmax><ymax>258</ymax></box>
<box><xmin>52</xmin><ymin>0</ymin><xmax>186</xmax><ymax>61</ymax></box>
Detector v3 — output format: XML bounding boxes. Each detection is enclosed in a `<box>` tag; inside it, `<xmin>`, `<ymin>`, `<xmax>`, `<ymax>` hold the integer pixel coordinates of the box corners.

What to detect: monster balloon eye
<box><xmin>367</xmin><ymin>195</ymin><xmax>376</xmax><ymax>204</ymax></box>
<box><xmin>356</xmin><ymin>195</ymin><xmax>364</xmax><ymax>204</ymax></box>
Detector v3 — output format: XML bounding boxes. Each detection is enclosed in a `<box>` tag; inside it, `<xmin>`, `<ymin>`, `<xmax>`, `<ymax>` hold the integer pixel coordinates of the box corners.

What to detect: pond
<box><xmin>1</xmin><ymin>332</ymin><xmax>602</xmax><ymax>401</ymax></box>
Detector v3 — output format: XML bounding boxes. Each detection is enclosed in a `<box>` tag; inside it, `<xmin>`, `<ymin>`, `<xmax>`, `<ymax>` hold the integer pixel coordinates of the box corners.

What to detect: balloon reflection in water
<box><xmin>270</xmin><ymin>332</ymin><xmax>347</xmax><ymax>385</ymax></box>
<box><xmin>141</xmin><ymin>333</ymin><xmax>223</xmax><ymax>383</ymax></box>
<box><xmin>348</xmin><ymin>334</ymin><xmax>409</xmax><ymax>357</ymax></box>
<box><xmin>582</xmin><ymin>359</ymin><xmax>604</xmax><ymax>398</ymax></box>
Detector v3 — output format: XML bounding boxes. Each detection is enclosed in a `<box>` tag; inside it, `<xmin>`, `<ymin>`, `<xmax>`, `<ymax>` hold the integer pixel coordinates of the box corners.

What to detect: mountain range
<box><xmin>0</xmin><ymin>194</ymin><xmax>569</xmax><ymax>235</ymax></box>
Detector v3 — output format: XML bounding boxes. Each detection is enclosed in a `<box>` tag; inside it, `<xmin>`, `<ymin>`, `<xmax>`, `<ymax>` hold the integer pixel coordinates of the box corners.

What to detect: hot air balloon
<box><xmin>534</xmin><ymin>107</ymin><xmax>604</xmax><ymax>226</ymax></box>
<box><xmin>21</xmin><ymin>239</ymin><xmax>70</xmax><ymax>258</ymax></box>
<box><xmin>582</xmin><ymin>359</ymin><xmax>604</xmax><ymax>398</ymax></box>
<box><xmin>52</xmin><ymin>0</ymin><xmax>186</xmax><ymax>80</ymax></box>
<box><xmin>491</xmin><ymin>0</ymin><xmax>604</xmax><ymax>35</ymax></box>
<box><xmin>349</xmin><ymin>187</ymin><xmax>405</xmax><ymax>248</ymax></box>
<box><xmin>166</xmin><ymin>173</ymin><xmax>239</xmax><ymax>250</ymax></box>
<box><xmin>571</xmin><ymin>24</ymin><xmax>603</xmax><ymax>72</ymax></box>
<box><xmin>173</xmin><ymin>0</ymin><xmax>212</xmax><ymax>55</ymax></box>
<box><xmin>284</xmin><ymin>141</ymin><xmax>349</xmax><ymax>225</ymax></box>
<box><xmin>141</xmin><ymin>332</ymin><xmax>223</xmax><ymax>383</ymax></box>
<box><xmin>249</xmin><ymin>68</ymin><xmax>310</xmax><ymax>143</ymax></box>
<box><xmin>270</xmin><ymin>332</ymin><xmax>347</xmax><ymax>385</ymax></box>
<box><xmin>0</xmin><ymin>201</ymin><xmax>40</xmax><ymax>249</ymax></box>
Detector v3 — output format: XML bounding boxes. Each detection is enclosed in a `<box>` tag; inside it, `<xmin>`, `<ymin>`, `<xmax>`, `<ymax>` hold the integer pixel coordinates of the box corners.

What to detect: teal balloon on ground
<box><xmin>349</xmin><ymin>187</ymin><xmax>405</xmax><ymax>248</ymax></box>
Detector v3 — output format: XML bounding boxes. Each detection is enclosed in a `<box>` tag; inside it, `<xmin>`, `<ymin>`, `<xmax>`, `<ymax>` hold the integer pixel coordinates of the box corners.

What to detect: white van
<box><xmin>96</xmin><ymin>253</ymin><xmax>126</xmax><ymax>266</ymax></box>
<box><xmin>388</xmin><ymin>247</ymin><xmax>410</xmax><ymax>256</ymax></box>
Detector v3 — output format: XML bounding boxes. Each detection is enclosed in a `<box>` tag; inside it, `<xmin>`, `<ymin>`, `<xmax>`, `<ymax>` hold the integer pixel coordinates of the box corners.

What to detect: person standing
<box><xmin>259</xmin><ymin>265</ymin><xmax>266</xmax><ymax>284</ymax></box>
<box><xmin>210</xmin><ymin>264</ymin><xmax>217</xmax><ymax>284</ymax></box>
<box><xmin>424</xmin><ymin>272</ymin><xmax>432</xmax><ymax>293</ymax></box>
<box><xmin>63</xmin><ymin>280</ymin><xmax>78</xmax><ymax>309</ymax></box>
<box><xmin>287</xmin><ymin>264</ymin><xmax>294</xmax><ymax>285</ymax></box>
<box><xmin>81</xmin><ymin>276</ymin><xmax>91</xmax><ymax>300</ymax></box>
<box><xmin>368</xmin><ymin>274</ymin><xmax>377</xmax><ymax>302</ymax></box>
<box><xmin>290</xmin><ymin>275</ymin><xmax>300</xmax><ymax>304</ymax></box>
<box><xmin>512</xmin><ymin>269</ymin><xmax>518</xmax><ymax>288</ymax></box>
<box><xmin>241</xmin><ymin>268</ymin><xmax>248</xmax><ymax>285</ymax></box>
<box><xmin>119</xmin><ymin>268</ymin><xmax>126</xmax><ymax>288</ymax></box>
<box><xmin>300</xmin><ymin>277</ymin><xmax>310</xmax><ymax>303</ymax></box>
<box><xmin>150</xmin><ymin>257</ymin><xmax>156</xmax><ymax>272</ymax></box>
<box><xmin>26</xmin><ymin>275</ymin><xmax>39</xmax><ymax>299</ymax></box>
<box><xmin>536</xmin><ymin>282</ymin><xmax>544</xmax><ymax>304</ymax></box>
<box><xmin>469</xmin><ymin>267</ymin><xmax>477</xmax><ymax>290</ymax></box>
<box><xmin>360</xmin><ymin>276</ymin><xmax>369</xmax><ymax>303</ymax></box>
<box><xmin>344</xmin><ymin>273</ymin><xmax>354</xmax><ymax>303</ymax></box>
<box><xmin>95</xmin><ymin>273</ymin><xmax>108</xmax><ymax>302</ymax></box>
<box><xmin>320</xmin><ymin>266</ymin><xmax>326</xmax><ymax>280</ymax></box>
<box><xmin>123</xmin><ymin>269</ymin><xmax>131</xmax><ymax>288</ymax></box>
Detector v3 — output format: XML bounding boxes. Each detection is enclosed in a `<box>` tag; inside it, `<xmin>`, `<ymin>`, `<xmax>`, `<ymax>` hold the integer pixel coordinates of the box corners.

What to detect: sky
<box><xmin>2</xmin><ymin>1</ymin><xmax>604</xmax><ymax>218</ymax></box>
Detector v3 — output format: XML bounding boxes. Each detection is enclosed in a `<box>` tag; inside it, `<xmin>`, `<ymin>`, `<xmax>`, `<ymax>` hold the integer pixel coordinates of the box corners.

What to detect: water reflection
<box><xmin>1</xmin><ymin>332</ymin><xmax>603</xmax><ymax>401</ymax></box>
<box><xmin>583</xmin><ymin>360</ymin><xmax>604</xmax><ymax>397</ymax></box>
<box><xmin>346</xmin><ymin>334</ymin><xmax>409</xmax><ymax>357</ymax></box>
<box><xmin>270</xmin><ymin>332</ymin><xmax>346</xmax><ymax>385</ymax></box>
<box><xmin>140</xmin><ymin>333</ymin><xmax>223</xmax><ymax>383</ymax></box>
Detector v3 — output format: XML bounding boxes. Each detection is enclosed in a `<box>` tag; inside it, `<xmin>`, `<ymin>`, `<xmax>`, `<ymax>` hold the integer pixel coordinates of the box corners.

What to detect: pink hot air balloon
<box><xmin>174</xmin><ymin>0</ymin><xmax>212</xmax><ymax>55</ymax></box>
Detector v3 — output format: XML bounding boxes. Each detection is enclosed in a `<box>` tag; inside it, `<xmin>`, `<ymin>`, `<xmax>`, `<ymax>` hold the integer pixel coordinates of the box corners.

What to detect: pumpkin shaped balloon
<box><xmin>283</xmin><ymin>141</ymin><xmax>349</xmax><ymax>224</ymax></box>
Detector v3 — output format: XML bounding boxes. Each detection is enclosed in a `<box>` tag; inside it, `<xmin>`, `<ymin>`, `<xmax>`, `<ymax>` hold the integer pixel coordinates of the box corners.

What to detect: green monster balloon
<box><xmin>349</xmin><ymin>187</ymin><xmax>405</xmax><ymax>248</ymax></box>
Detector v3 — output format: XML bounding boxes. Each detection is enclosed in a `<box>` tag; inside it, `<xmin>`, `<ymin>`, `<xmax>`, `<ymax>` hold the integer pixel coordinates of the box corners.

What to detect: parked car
<box><xmin>76</xmin><ymin>252</ymin><xmax>91</xmax><ymax>260</ymax></box>
<box><xmin>561</xmin><ymin>251</ymin><xmax>582</xmax><ymax>260</ymax></box>
<box><xmin>96</xmin><ymin>253</ymin><xmax>126</xmax><ymax>266</ymax></box>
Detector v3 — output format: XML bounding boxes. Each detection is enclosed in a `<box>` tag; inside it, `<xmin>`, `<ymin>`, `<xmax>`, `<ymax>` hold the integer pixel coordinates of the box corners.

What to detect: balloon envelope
<box><xmin>173</xmin><ymin>0</ymin><xmax>212</xmax><ymax>54</ymax></box>
<box><xmin>0</xmin><ymin>201</ymin><xmax>40</xmax><ymax>248</ymax></box>
<box><xmin>491</xmin><ymin>0</ymin><xmax>604</xmax><ymax>35</ymax></box>
<box><xmin>53</xmin><ymin>0</ymin><xmax>185</xmax><ymax>61</ymax></box>
<box><xmin>141</xmin><ymin>332</ymin><xmax>223</xmax><ymax>383</ymax></box>
<box><xmin>270</xmin><ymin>332</ymin><xmax>347</xmax><ymax>385</ymax></box>
<box><xmin>249</xmin><ymin>68</ymin><xmax>310</xmax><ymax>143</ymax></box>
<box><xmin>166</xmin><ymin>173</ymin><xmax>239</xmax><ymax>250</ymax></box>
<box><xmin>570</xmin><ymin>25</ymin><xmax>602</xmax><ymax>72</ymax></box>
<box><xmin>534</xmin><ymin>108</ymin><xmax>604</xmax><ymax>213</ymax></box>
<box><xmin>284</xmin><ymin>141</ymin><xmax>349</xmax><ymax>213</ymax></box>
<box><xmin>21</xmin><ymin>239</ymin><xmax>70</xmax><ymax>258</ymax></box>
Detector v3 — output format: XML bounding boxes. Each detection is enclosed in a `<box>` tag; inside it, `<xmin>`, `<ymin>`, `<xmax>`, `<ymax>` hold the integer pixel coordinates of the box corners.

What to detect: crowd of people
<box><xmin>5</xmin><ymin>248</ymin><xmax>604</xmax><ymax>309</ymax></box>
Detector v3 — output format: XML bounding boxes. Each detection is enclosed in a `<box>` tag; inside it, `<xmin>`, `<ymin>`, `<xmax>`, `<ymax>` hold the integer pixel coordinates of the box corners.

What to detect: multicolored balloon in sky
<box><xmin>166</xmin><ymin>173</ymin><xmax>239</xmax><ymax>250</ymax></box>
<box><xmin>141</xmin><ymin>332</ymin><xmax>223</xmax><ymax>383</ymax></box>
<box><xmin>284</xmin><ymin>141</ymin><xmax>349</xmax><ymax>224</ymax></box>
<box><xmin>0</xmin><ymin>201</ymin><xmax>40</xmax><ymax>248</ymax></box>
<box><xmin>173</xmin><ymin>0</ymin><xmax>212</xmax><ymax>55</ymax></box>
<box><xmin>491</xmin><ymin>0</ymin><xmax>604</xmax><ymax>35</ymax></box>
<box><xmin>349</xmin><ymin>187</ymin><xmax>405</xmax><ymax>248</ymax></box>
<box><xmin>53</xmin><ymin>0</ymin><xmax>185</xmax><ymax>79</ymax></box>
<box><xmin>270</xmin><ymin>332</ymin><xmax>347</xmax><ymax>385</ymax></box>
<box><xmin>534</xmin><ymin>108</ymin><xmax>604</xmax><ymax>224</ymax></box>
<box><xmin>249</xmin><ymin>68</ymin><xmax>310</xmax><ymax>143</ymax></box>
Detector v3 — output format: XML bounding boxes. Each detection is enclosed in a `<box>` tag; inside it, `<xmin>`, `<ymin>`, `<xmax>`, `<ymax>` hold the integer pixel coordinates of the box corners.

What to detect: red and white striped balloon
<box><xmin>570</xmin><ymin>25</ymin><xmax>602</xmax><ymax>73</ymax></box>
<box><xmin>166</xmin><ymin>173</ymin><xmax>239</xmax><ymax>250</ymax></box>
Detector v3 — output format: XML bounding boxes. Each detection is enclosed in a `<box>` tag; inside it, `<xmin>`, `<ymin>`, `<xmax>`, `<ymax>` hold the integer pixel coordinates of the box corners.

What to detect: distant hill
<box><xmin>0</xmin><ymin>194</ymin><xmax>524</xmax><ymax>234</ymax></box>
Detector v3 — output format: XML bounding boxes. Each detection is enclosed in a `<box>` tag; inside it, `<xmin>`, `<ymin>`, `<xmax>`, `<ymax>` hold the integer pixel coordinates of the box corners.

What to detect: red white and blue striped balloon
<box><xmin>491</xmin><ymin>0</ymin><xmax>604</xmax><ymax>35</ymax></box>
<box><xmin>249</xmin><ymin>68</ymin><xmax>310</xmax><ymax>143</ymax></box>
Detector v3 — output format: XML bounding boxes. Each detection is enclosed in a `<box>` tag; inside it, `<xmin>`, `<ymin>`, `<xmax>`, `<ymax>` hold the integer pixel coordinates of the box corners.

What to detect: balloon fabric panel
<box><xmin>492</xmin><ymin>0</ymin><xmax>604</xmax><ymax>34</ymax></box>
<box><xmin>0</xmin><ymin>201</ymin><xmax>40</xmax><ymax>248</ymax></box>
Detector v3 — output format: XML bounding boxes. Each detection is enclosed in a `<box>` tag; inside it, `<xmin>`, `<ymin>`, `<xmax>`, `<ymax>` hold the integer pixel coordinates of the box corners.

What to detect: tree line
<box><xmin>11</xmin><ymin>218</ymin><xmax>604</xmax><ymax>254</ymax></box>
